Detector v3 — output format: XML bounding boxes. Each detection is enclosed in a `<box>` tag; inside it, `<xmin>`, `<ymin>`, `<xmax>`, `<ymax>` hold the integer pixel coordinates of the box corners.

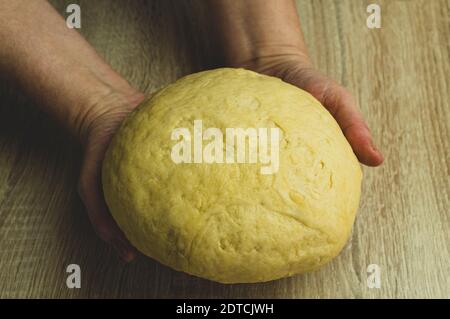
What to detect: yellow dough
<box><xmin>102</xmin><ymin>68</ymin><xmax>362</xmax><ymax>283</ymax></box>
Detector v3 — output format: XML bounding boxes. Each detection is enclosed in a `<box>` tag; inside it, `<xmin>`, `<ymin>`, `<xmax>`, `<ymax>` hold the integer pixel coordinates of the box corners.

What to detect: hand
<box><xmin>237</xmin><ymin>55</ymin><xmax>384</xmax><ymax>166</ymax></box>
<box><xmin>0</xmin><ymin>0</ymin><xmax>146</xmax><ymax>261</ymax></box>
<box><xmin>209</xmin><ymin>0</ymin><xmax>383</xmax><ymax>167</ymax></box>
<box><xmin>77</xmin><ymin>92</ymin><xmax>145</xmax><ymax>262</ymax></box>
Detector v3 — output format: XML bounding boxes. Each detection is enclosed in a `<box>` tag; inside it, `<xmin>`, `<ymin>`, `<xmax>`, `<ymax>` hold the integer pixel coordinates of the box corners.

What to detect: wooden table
<box><xmin>0</xmin><ymin>0</ymin><xmax>448</xmax><ymax>298</ymax></box>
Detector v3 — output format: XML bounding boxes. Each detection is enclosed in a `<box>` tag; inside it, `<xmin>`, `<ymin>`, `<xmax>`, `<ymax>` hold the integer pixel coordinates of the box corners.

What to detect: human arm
<box><xmin>0</xmin><ymin>0</ymin><xmax>143</xmax><ymax>260</ymax></box>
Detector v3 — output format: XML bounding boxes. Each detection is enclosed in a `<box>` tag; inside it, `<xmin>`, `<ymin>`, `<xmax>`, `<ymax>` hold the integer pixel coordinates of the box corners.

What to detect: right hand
<box><xmin>77</xmin><ymin>91</ymin><xmax>145</xmax><ymax>262</ymax></box>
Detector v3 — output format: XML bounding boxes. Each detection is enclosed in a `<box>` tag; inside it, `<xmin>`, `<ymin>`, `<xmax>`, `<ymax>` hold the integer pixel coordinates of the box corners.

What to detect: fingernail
<box><xmin>370</xmin><ymin>142</ymin><xmax>384</xmax><ymax>165</ymax></box>
<box><xmin>113</xmin><ymin>238</ymin><xmax>136</xmax><ymax>262</ymax></box>
<box><xmin>371</xmin><ymin>142</ymin><xmax>380</xmax><ymax>154</ymax></box>
<box><xmin>116</xmin><ymin>245</ymin><xmax>136</xmax><ymax>262</ymax></box>
<box><xmin>119</xmin><ymin>250</ymin><xmax>136</xmax><ymax>263</ymax></box>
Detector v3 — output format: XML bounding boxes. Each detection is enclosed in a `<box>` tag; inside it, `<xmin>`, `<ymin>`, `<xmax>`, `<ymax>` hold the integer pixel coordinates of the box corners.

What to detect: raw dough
<box><xmin>102</xmin><ymin>68</ymin><xmax>362</xmax><ymax>283</ymax></box>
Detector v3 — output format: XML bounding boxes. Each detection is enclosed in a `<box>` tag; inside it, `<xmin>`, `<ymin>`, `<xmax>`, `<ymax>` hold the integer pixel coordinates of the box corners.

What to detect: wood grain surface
<box><xmin>0</xmin><ymin>0</ymin><xmax>449</xmax><ymax>298</ymax></box>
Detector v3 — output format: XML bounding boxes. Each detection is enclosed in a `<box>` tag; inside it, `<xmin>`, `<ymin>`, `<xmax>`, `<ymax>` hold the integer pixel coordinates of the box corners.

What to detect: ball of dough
<box><xmin>102</xmin><ymin>68</ymin><xmax>362</xmax><ymax>283</ymax></box>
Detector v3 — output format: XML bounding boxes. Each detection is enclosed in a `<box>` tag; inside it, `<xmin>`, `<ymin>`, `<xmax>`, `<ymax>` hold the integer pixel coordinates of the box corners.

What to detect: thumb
<box><xmin>318</xmin><ymin>84</ymin><xmax>384</xmax><ymax>166</ymax></box>
<box><xmin>285</xmin><ymin>69</ymin><xmax>384</xmax><ymax>166</ymax></box>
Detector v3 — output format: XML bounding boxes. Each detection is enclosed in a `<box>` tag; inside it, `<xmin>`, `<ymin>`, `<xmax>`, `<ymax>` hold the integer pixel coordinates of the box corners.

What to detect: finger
<box><xmin>80</xmin><ymin>185</ymin><xmax>138</xmax><ymax>262</ymax></box>
<box><xmin>283</xmin><ymin>68</ymin><xmax>384</xmax><ymax>166</ymax></box>
<box><xmin>78</xmin><ymin>140</ymin><xmax>138</xmax><ymax>262</ymax></box>
<box><xmin>321</xmin><ymin>86</ymin><xmax>384</xmax><ymax>166</ymax></box>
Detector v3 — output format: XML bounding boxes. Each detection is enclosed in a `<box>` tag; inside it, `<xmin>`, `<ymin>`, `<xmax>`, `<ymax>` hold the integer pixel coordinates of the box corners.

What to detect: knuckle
<box><xmin>323</xmin><ymin>84</ymin><xmax>354</xmax><ymax>116</ymax></box>
<box><xmin>335</xmin><ymin>85</ymin><xmax>355</xmax><ymax>103</ymax></box>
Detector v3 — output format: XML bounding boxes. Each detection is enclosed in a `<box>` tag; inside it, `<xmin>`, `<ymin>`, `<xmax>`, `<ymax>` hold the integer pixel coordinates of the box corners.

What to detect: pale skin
<box><xmin>0</xmin><ymin>0</ymin><xmax>383</xmax><ymax>261</ymax></box>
